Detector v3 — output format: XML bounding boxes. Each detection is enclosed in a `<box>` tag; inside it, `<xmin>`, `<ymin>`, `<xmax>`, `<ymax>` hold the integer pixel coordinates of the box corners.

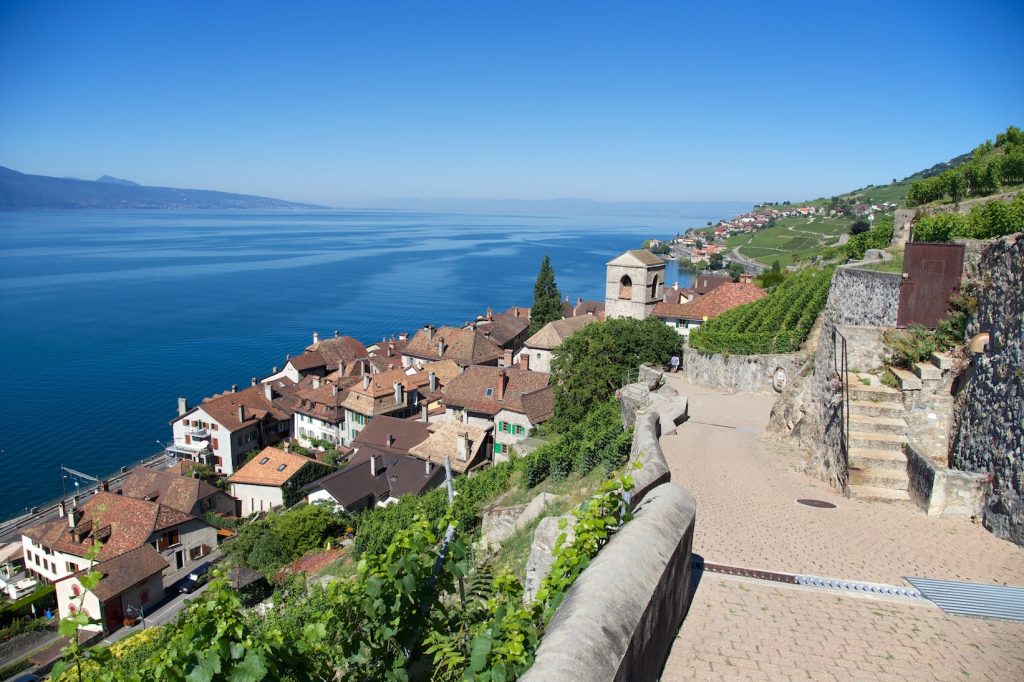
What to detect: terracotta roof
<box><xmin>505</xmin><ymin>306</ymin><xmax>530</xmax><ymax>319</ymax></box>
<box><xmin>524</xmin><ymin>315</ymin><xmax>598</xmax><ymax>351</ymax></box>
<box><xmin>422</xmin><ymin>359</ymin><xmax>462</xmax><ymax>386</ymax></box>
<box><xmin>185</xmin><ymin>382</ymin><xmax>298</xmax><ymax>433</ymax></box>
<box><xmin>288</xmin><ymin>350</ymin><xmax>327</xmax><ymax>372</ymax></box>
<box><xmin>295</xmin><ymin>375</ymin><xmax>360</xmax><ymax>424</ymax></box>
<box><xmin>409</xmin><ymin>421</ymin><xmax>490</xmax><ymax>474</ymax></box>
<box><xmin>227</xmin><ymin>447</ymin><xmax>318</xmax><ymax>487</ymax></box>
<box><xmin>442</xmin><ymin>366</ymin><xmax>551</xmax><ymax>419</ymax></box>
<box><xmin>514</xmin><ymin>387</ymin><xmax>555</xmax><ymax>424</ymax></box>
<box><xmin>402</xmin><ymin>326</ymin><xmax>504</xmax><ymax>367</ymax></box>
<box><xmin>572</xmin><ymin>300</ymin><xmax>605</xmax><ymax>318</ymax></box>
<box><xmin>652</xmin><ymin>282</ymin><xmax>766</xmax><ymax>322</ymax></box>
<box><xmin>350</xmin><ymin>416</ymin><xmax>430</xmax><ymax>457</ymax></box>
<box><xmin>119</xmin><ymin>467</ymin><xmax>222</xmax><ymax>515</ymax></box>
<box><xmin>607</xmin><ymin>250</ymin><xmax>666</xmax><ymax>267</ymax></box>
<box><xmin>22</xmin><ymin>492</ymin><xmax>194</xmax><ymax>561</ymax></box>
<box><xmin>302</xmin><ymin>451</ymin><xmax>444</xmax><ymax>509</ymax></box>
<box><xmin>471</xmin><ymin>313</ymin><xmax>529</xmax><ymax>348</ymax></box>
<box><xmin>305</xmin><ymin>336</ymin><xmax>369</xmax><ymax>372</ymax></box>
<box><xmin>79</xmin><ymin>545</ymin><xmax>169</xmax><ymax>602</ymax></box>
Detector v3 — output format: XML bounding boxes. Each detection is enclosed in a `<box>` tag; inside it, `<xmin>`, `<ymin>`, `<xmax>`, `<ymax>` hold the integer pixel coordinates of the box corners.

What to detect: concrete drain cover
<box><xmin>796</xmin><ymin>499</ymin><xmax>837</xmax><ymax>509</ymax></box>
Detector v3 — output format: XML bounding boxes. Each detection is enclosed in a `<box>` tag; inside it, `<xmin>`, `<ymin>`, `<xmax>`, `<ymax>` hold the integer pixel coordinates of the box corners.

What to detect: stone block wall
<box><xmin>907</xmin><ymin>444</ymin><xmax>987</xmax><ymax>518</ymax></box>
<box><xmin>679</xmin><ymin>347</ymin><xmax>805</xmax><ymax>395</ymax></box>
<box><xmin>949</xmin><ymin>234</ymin><xmax>1024</xmax><ymax>546</ymax></box>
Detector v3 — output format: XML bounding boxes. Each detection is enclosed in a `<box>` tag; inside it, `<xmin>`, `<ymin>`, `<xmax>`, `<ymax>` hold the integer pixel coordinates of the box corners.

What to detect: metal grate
<box><xmin>694</xmin><ymin>559</ymin><xmax>923</xmax><ymax>599</ymax></box>
<box><xmin>906</xmin><ymin>577</ymin><xmax>1024</xmax><ymax>622</ymax></box>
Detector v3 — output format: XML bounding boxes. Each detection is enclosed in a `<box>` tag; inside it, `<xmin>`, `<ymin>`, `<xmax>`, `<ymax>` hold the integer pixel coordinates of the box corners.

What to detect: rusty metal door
<box><xmin>897</xmin><ymin>242</ymin><xmax>965</xmax><ymax>328</ymax></box>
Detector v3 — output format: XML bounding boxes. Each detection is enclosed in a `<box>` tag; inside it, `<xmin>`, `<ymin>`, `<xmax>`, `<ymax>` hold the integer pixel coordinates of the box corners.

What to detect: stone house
<box><xmin>119</xmin><ymin>466</ymin><xmax>237</xmax><ymax>517</ymax></box>
<box><xmin>227</xmin><ymin>447</ymin><xmax>334</xmax><ymax>516</ymax></box>
<box><xmin>515</xmin><ymin>315</ymin><xmax>598</xmax><ymax>373</ymax></box>
<box><xmin>341</xmin><ymin>367</ymin><xmax>427</xmax><ymax>443</ymax></box>
<box><xmin>604</xmin><ymin>250</ymin><xmax>666</xmax><ymax>320</ymax></box>
<box><xmin>169</xmin><ymin>379</ymin><xmax>299</xmax><ymax>475</ymax></box>
<box><xmin>409</xmin><ymin>420</ymin><xmax>491</xmax><ymax>473</ymax></box>
<box><xmin>652</xmin><ymin>281</ymin><xmax>767</xmax><ymax>336</ymax></box>
<box><xmin>401</xmin><ymin>325</ymin><xmax>504</xmax><ymax>369</ymax></box>
<box><xmin>293</xmin><ymin>375</ymin><xmax>361</xmax><ymax>447</ymax></box>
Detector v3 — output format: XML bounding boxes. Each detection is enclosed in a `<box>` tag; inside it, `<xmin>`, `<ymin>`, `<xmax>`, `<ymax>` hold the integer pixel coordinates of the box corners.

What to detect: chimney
<box><xmin>421</xmin><ymin>404</ymin><xmax>429</xmax><ymax>422</ymax></box>
<box><xmin>519</xmin><ymin>354</ymin><xmax>529</xmax><ymax>371</ymax></box>
<box><xmin>335</xmin><ymin>329</ymin><xmax>340</xmax><ymax>338</ymax></box>
<box><xmin>68</xmin><ymin>506</ymin><xmax>82</xmax><ymax>530</ymax></box>
<box><xmin>177</xmin><ymin>397</ymin><xmax>188</xmax><ymax>416</ymax></box>
<box><xmin>497</xmin><ymin>369</ymin><xmax>507</xmax><ymax>401</ymax></box>
<box><xmin>393</xmin><ymin>381</ymin><xmax>403</xmax><ymax>405</ymax></box>
<box><xmin>272</xmin><ymin>366</ymin><xmax>278</xmax><ymax>374</ymax></box>
<box><xmin>313</xmin><ymin>377</ymin><xmax>321</xmax><ymax>390</ymax></box>
<box><xmin>502</xmin><ymin>349</ymin><xmax>513</xmax><ymax>367</ymax></box>
<box><xmin>58</xmin><ymin>500</ymin><xmax>66</xmax><ymax>518</ymax></box>
<box><xmin>425</xmin><ymin>459</ymin><xmax>432</xmax><ymax>476</ymax></box>
<box><xmin>387</xmin><ymin>433</ymin><xmax>395</xmax><ymax>447</ymax></box>
<box><xmin>513</xmin><ymin>306</ymin><xmax>519</xmax><ymax>317</ymax></box>
<box><xmin>577</xmin><ymin>296</ymin><xmax>582</xmax><ymax>307</ymax></box>
<box><xmin>312</xmin><ymin>331</ymin><xmax>320</xmax><ymax>344</ymax></box>
<box><xmin>456</xmin><ymin>433</ymin><xmax>469</xmax><ymax>462</ymax></box>
<box><xmin>100</xmin><ymin>480</ymin><xmax>109</xmax><ymax>493</ymax></box>
<box><xmin>238</xmin><ymin>405</ymin><xmax>245</xmax><ymax>422</ymax></box>
<box><xmin>232</xmin><ymin>384</ymin><xmax>238</xmax><ymax>393</ymax></box>
<box><xmin>437</xmin><ymin>340</ymin><xmax>445</xmax><ymax>357</ymax></box>
<box><xmin>363</xmin><ymin>375</ymin><xmax>371</xmax><ymax>390</ymax></box>
<box><xmin>426</xmin><ymin>324</ymin><xmax>434</xmax><ymax>340</ymax></box>
<box><xmin>264</xmin><ymin>383</ymin><xmax>274</xmax><ymax>401</ymax></box>
<box><xmin>370</xmin><ymin>455</ymin><xmax>381</xmax><ymax>477</ymax></box>
<box><xmin>387</xmin><ymin>345</ymin><xmax>393</xmax><ymax>357</ymax></box>
<box><xmin>428</xmin><ymin>372</ymin><xmax>437</xmax><ymax>392</ymax></box>
<box><xmin>487</xmin><ymin>307</ymin><xmax>493</xmax><ymax>320</ymax></box>
<box><xmin>399</xmin><ymin>332</ymin><xmax>408</xmax><ymax>341</ymax></box>
<box><xmin>251</xmin><ymin>377</ymin><xmax>257</xmax><ymax>387</ymax></box>
<box><xmin>332</xmin><ymin>384</ymin><xmax>339</xmax><ymax>396</ymax></box>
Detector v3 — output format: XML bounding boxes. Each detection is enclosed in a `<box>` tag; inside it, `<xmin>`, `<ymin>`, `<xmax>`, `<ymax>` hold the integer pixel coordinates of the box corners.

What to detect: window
<box><xmin>484</xmin><ymin>388</ymin><xmax>493</xmax><ymax>397</ymax></box>
<box><xmin>183</xmin><ymin>419</ymin><xmax>190</xmax><ymax>426</ymax></box>
<box><xmin>516</xmin><ymin>425</ymin><xmax>524</xmax><ymax>435</ymax></box>
<box><xmin>66</xmin><ymin>562</ymin><xmax>76</xmax><ymax>573</ymax></box>
<box><xmin>259</xmin><ymin>456</ymin><xmax>270</xmax><ymax>465</ymax></box>
<box><xmin>212</xmin><ymin>423</ymin><xmax>218</xmax><ymax>431</ymax></box>
<box><xmin>215</xmin><ymin>456</ymin><xmax>223</xmax><ymax>466</ymax></box>
<box><xmin>211</xmin><ymin>438</ymin><xmax>219</xmax><ymax>449</ymax></box>
<box><xmin>618</xmin><ymin>275</ymin><xmax>633</xmax><ymax>300</ymax></box>
<box><xmin>277</xmin><ymin>464</ymin><xmax>287</xmax><ymax>472</ymax></box>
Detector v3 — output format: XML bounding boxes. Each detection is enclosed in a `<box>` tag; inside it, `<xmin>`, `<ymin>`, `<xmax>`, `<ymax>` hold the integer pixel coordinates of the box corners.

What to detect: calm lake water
<box><xmin>0</xmin><ymin>209</ymin><xmax>708</xmax><ymax>519</ymax></box>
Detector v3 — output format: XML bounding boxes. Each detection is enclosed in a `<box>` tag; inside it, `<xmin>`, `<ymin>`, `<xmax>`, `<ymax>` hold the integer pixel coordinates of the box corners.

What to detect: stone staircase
<box><xmin>845</xmin><ymin>376</ymin><xmax>911</xmax><ymax>502</ymax></box>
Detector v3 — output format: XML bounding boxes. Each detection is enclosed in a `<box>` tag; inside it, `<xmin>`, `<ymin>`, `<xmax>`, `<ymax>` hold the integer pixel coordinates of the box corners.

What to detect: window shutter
<box><xmin>212</xmin><ymin>438</ymin><xmax>219</xmax><ymax>449</ymax></box>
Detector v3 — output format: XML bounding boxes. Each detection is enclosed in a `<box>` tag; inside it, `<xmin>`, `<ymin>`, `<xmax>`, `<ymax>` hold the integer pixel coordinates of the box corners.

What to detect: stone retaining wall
<box><xmin>907</xmin><ymin>444</ymin><xmax>986</xmax><ymax>518</ymax></box>
<box><xmin>522</xmin><ymin>376</ymin><xmax>696</xmax><ymax>681</ymax></box>
<box><xmin>679</xmin><ymin>347</ymin><xmax>805</xmax><ymax>395</ymax></box>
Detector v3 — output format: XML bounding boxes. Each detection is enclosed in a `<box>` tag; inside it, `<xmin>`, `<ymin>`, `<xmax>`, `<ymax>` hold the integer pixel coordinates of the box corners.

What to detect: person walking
<box><xmin>670</xmin><ymin>354</ymin><xmax>680</xmax><ymax>373</ymax></box>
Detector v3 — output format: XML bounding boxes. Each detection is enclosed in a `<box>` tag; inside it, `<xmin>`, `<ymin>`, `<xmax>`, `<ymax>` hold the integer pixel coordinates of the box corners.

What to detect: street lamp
<box><xmin>125</xmin><ymin>603</ymin><xmax>146</xmax><ymax>629</ymax></box>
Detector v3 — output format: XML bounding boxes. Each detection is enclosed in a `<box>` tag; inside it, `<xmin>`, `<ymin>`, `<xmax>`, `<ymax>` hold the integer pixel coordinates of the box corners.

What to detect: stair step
<box><xmin>913</xmin><ymin>362</ymin><xmax>942</xmax><ymax>382</ymax></box>
<box><xmin>849</xmin><ymin>414</ymin><xmax>908</xmax><ymax>435</ymax></box>
<box><xmin>930</xmin><ymin>351</ymin><xmax>953</xmax><ymax>372</ymax></box>
<box><xmin>849</xmin><ymin>485</ymin><xmax>911</xmax><ymax>503</ymax></box>
<box><xmin>888</xmin><ymin>366</ymin><xmax>922</xmax><ymax>391</ymax></box>
<box><xmin>848</xmin><ymin>399</ymin><xmax>906</xmax><ymax>418</ymax></box>
<box><xmin>848</xmin><ymin>383</ymin><xmax>902</xmax><ymax>403</ymax></box>
<box><xmin>848</xmin><ymin>447</ymin><xmax>907</xmax><ymax>471</ymax></box>
<box><xmin>849</xmin><ymin>431</ymin><xmax>908</xmax><ymax>452</ymax></box>
<box><xmin>848</xmin><ymin>468</ymin><xmax>909</xmax><ymax>488</ymax></box>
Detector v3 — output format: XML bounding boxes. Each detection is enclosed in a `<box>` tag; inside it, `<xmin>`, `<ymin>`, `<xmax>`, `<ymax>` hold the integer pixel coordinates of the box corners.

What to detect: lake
<box><xmin>0</xmin><ymin>209</ymin><xmax>708</xmax><ymax>519</ymax></box>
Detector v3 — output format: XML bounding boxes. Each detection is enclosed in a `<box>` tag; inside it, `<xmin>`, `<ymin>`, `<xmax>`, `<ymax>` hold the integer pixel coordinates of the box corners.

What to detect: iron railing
<box><xmin>832</xmin><ymin>327</ymin><xmax>850</xmax><ymax>468</ymax></box>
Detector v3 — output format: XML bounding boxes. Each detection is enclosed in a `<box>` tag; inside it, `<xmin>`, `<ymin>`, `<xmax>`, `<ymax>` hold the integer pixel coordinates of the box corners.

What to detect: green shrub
<box><xmin>883</xmin><ymin>325</ymin><xmax>937</xmax><ymax>368</ymax></box>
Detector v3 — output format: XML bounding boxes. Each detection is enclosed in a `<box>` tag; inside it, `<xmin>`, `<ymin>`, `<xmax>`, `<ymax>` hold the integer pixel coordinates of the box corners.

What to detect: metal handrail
<box><xmin>832</xmin><ymin>327</ymin><xmax>850</xmax><ymax>473</ymax></box>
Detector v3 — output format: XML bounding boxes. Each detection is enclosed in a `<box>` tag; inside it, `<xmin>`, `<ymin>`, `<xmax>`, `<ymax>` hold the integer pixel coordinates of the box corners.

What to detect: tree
<box><xmin>726</xmin><ymin>262</ymin><xmax>745</xmax><ymax>281</ymax></box>
<box><xmin>549</xmin><ymin>317</ymin><xmax>681</xmax><ymax>430</ymax></box>
<box><xmin>709</xmin><ymin>252</ymin><xmax>724</xmax><ymax>270</ymax></box>
<box><xmin>530</xmin><ymin>255</ymin><xmax>563</xmax><ymax>334</ymax></box>
<box><xmin>849</xmin><ymin>219</ymin><xmax>871</xmax><ymax>235</ymax></box>
<box><xmin>947</xmin><ymin>171</ymin><xmax>967</xmax><ymax>204</ymax></box>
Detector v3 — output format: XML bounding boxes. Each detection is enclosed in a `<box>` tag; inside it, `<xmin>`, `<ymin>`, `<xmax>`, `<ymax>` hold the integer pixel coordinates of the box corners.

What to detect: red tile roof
<box><xmin>402</xmin><ymin>326</ymin><xmax>504</xmax><ymax>367</ymax></box>
<box><xmin>442</xmin><ymin>366</ymin><xmax>552</xmax><ymax>422</ymax></box>
<box><xmin>119</xmin><ymin>466</ymin><xmax>222</xmax><ymax>515</ymax></box>
<box><xmin>78</xmin><ymin>545</ymin><xmax>169</xmax><ymax>602</ymax></box>
<box><xmin>227</xmin><ymin>447</ymin><xmax>319</xmax><ymax>487</ymax></box>
<box><xmin>652</xmin><ymin>282</ymin><xmax>766</xmax><ymax>322</ymax></box>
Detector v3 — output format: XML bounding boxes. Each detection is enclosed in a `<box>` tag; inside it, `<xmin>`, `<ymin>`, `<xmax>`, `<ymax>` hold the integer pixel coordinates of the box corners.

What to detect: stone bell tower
<box><xmin>605</xmin><ymin>250</ymin><xmax>666</xmax><ymax>320</ymax></box>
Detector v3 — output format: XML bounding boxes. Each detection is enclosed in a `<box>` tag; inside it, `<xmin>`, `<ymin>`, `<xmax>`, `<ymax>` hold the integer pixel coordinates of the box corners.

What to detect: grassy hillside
<box><xmin>727</xmin><ymin>214</ymin><xmax>851</xmax><ymax>265</ymax></box>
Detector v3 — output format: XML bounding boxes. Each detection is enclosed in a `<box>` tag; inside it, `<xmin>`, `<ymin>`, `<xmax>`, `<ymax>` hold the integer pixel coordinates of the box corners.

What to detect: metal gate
<box><xmin>897</xmin><ymin>242</ymin><xmax>965</xmax><ymax>328</ymax></box>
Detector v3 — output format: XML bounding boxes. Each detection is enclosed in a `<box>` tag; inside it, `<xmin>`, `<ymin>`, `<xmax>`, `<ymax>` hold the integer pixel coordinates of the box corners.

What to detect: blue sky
<box><xmin>1</xmin><ymin>1</ymin><xmax>1022</xmax><ymax>205</ymax></box>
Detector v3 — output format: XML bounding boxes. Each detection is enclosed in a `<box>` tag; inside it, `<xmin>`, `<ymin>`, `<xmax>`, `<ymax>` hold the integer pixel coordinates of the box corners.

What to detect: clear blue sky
<box><xmin>1</xmin><ymin>0</ymin><xmax>1021</xmax><ymax>205</ymax></box>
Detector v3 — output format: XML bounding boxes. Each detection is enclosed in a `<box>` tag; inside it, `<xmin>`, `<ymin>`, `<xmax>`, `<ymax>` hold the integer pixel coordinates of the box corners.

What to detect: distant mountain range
<box><xmin>0</xmin><ymin>166</ymin><xmax>324</xmax><ymax>209</ymax></box>
<box><xmin>347</xmin><ymin>197</ymin><xmax>754</xmax><ymax>220</ymax></box>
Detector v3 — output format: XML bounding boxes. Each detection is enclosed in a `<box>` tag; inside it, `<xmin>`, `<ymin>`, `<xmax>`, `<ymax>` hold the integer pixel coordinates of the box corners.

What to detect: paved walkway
<box><xmin>659</xmin><ymin>377</ymin><xmax>1024</xmax><ymax>680</ymax></box>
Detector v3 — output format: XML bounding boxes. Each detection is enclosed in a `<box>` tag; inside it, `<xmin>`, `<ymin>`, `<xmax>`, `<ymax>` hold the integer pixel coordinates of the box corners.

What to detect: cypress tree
<box><xmin>530</xmin><ymin>255</ymin><xmax>563</xmax><ymax>334</ymax></box>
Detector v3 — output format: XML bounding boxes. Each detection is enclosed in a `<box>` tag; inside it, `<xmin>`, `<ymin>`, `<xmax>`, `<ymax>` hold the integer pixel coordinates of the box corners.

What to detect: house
<box><xmin>302</xmin><ymin>450</ymin><xmax>445</xmax><ymax>512</ymax></box>
<box><xmin>652</xmin><ymin>282</ymin><xmax>767</xmax><ymax>336</ymax></box>
<box><xmin>409</xmin><ymin>420</ymin><xmax>491</xmax><ymax>473</ymax></box>
<box><xmin>693</xmin><ymin>273</ymin><xmax>732</xmax><ymax>296</ymax></box>
<box><xmin>169</xmin><ymin>380</ymin><xmax>299</xmax><ymax>476</ymax></box>
<box><xmin>440</xmin><ymin>365</ymin><xmax>553</xmax><ymax>461</ymax></box>
<box><xmin>515</xmin><ymin>315</ymin><xmax>598</xmax><ymax>373</ymax></box>
<box><xmin>469</xmin><ymin>310</ymin><xmax>530</xmax><ymax>353</ymax></box>
<box><xmin>263</xmin><ymin>331</ymin><xmax>370</xmax><ymax>384</ymax></box>
<box><xmin>55</xmin><ymin>545</ymin><xmax>168</xmax><ymax>633</ymax></box>
<box><xmin>293</xmin><ymin>375</ymin><xmax>361</xmax><ymax>447</ymax></box>
<box><xmin>118</xmin><ymin>466</ymin><xmax>237</xmax><ymax>517</ymax></box>
<box><xmin>569</xmin><ymin>297</ymin><xmax>605</xmax><ymax>319</ymax></box>
<box><xmin>349</xmin><ymin>415</ymin><xmax>431</xmax><ymax>459</ymax></box>
<box><xmin>21</xmin><ymin>492</ymin><xmax>216</xmax><ymax>586</ymax></box>
<box><xmin>401</xmin><ymin>325</ymin><xmax>504</xmax><ymax>369</ymax></box>
<box><xmin>341</xmin><ymin>367</ymin><xmax>426</xmax><ymax>442</ymax></box>
<box><xmin>604</xmin><ymin>250</ymin><xmax>666</xmax><ymax>320</ymax></box>
<box><xmin>227</xmin><ymin>446</ymin><xmax>334</xmax><ymax>515</ymax></box>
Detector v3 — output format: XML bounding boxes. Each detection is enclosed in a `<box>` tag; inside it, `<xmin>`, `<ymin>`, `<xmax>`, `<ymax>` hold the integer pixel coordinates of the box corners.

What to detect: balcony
<box><xmin>167</xmin><ymin>441</ymin><xmax>211</xmax><ymax>457</ymax></box>
<box><xmin>187</xmin><ymin>427</ymin><xmax>210</xmax><ymax>438</ymax></box>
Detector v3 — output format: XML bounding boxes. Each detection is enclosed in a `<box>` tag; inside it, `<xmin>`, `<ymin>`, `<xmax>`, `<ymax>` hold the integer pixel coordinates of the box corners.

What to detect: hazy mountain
<box><xmin>0</xmin><ymin>166</ymin><xmax>325</xmax><ymax>209</ymax></box>
<box><xmin>347</xmin><ymin>197</ymin><xmax>753</xmax><ymax>220</ymax></box>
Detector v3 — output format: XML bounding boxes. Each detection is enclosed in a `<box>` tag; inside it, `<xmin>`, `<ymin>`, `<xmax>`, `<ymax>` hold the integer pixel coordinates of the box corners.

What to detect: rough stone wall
<box><xmin>903</xmin><ymin>380</ymin><xmax>955</xmax><ymax>466</ymax></box>
<box><xmin>907</xmin><ymin>444</ymin><xmax>987</xmax><ymax>518</ymax></box>
<box><xmin>835</xmin><ymin>325</ymin><xmax>888</xmax><ymax>373</ymax></box>
<box><xmin>768</xmin><ymin>267</ymin><xmax>902</xmax><ymax>491</ymax></box>
<box><xmin>949</xmin><ymin>234</ymin><xmax>1024</xmax><ymax>546</ymax></box>
<box><xmin>893</xmin><ymin>208</ymin><xmax>916</xmax><ymax>247</ymax></box>
<box><xmin>679</xmin><ymin>348</ymin><xmax>805</xmax><ymax>395</ymax></box>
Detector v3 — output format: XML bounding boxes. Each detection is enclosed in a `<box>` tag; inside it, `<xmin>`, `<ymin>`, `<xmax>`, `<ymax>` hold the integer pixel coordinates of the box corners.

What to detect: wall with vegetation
<box><xmin>949</xmin><ymin>234</ymin><xmax>1024</xmax><ymax>546</ymax></box>
<box><xmin>523</xmin><ymin>385</ymin><xmax>696</xmax><ymax>681</ymax></box>
<box><xmin>679</xmin><ymin>347</ymin><xmax>805</xmax><ymax>395</ymax></box>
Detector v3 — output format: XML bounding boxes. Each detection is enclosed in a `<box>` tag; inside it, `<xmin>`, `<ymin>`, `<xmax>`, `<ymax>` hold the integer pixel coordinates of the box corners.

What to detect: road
<box><xmin>729</xmin><ymin>246</ymin><xmax>767</xmax><ymax>272</ymax></box>
<box><xmin>101</xmin><ymin>582</ymin><xmax>211</xmax><ymax>645</ymax></box>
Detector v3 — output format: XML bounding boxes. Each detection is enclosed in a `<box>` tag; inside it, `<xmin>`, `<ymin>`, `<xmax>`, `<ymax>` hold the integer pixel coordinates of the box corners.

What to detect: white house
<box><xmin>228</xmin><ymin>447</ymin><xmax>330</xmax><ymax>515</ymax></box>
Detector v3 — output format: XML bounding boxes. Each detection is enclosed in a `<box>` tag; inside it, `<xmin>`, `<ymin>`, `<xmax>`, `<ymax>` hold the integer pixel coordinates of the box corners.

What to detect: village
<box><xmin>0</xmin><ymin>248</ymin><xmax>769</xmax><ymax>659</ymax></box>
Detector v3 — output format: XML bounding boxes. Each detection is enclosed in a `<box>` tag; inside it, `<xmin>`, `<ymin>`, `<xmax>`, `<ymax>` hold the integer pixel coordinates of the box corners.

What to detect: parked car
<box><xmin>178</xmin><ymin>561</ymin><xmax>214</xmax><ymax>593</ymax></box>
